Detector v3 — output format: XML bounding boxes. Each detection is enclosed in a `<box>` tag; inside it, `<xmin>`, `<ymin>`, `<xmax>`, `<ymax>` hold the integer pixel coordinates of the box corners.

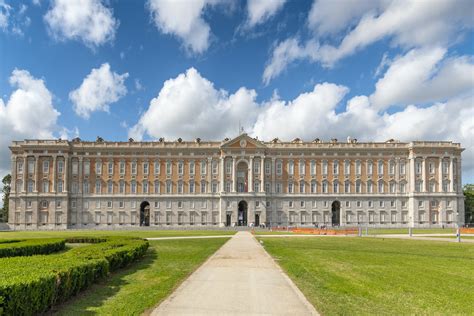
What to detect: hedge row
<box><xmin>0</xmin><ymin>237</ymin><xmax>149</xmax><ymax>315</ymax></box>
<box><xmin>0</xmin><ymin>238</ymin><xmax>66</xmax><ymax>258</ymax></box>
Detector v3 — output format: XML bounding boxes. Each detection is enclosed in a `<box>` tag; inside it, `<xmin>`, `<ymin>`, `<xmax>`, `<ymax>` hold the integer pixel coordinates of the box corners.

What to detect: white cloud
<box><xmin>264</xmin><ymin>0</ymin><xmax>474</xmax><ymax>83</ymax></box>
<box><xmin>129</xmin><ymin>67</ymin><xmax>259</xmax><ymax>141</ymax></box>
<box><xmin>131</xmin><ymin>66</ymin><xmax>474</xmax><ymax>181</ymax></box>
<box><xmin>0</xmin><ymin>1</ymin><xmax>11</xmax><ymax>30</ymax></box>
<box><xmin>263</xmin><ymin>38</ymin><xmax>319</xmax><ymax>85</ymax></box>
<box><xmin>245</xmin><ymin>0</ymin><xmax>286</xmax><ymax>28</ymax></box>
<box><xmin>44</xmin><ymin>0</ymin><xmax>118</xmax><ymax>47</ymax></box>
<box><xmin>69</xmin><ymin>63</ymin><xmax>129</xmax><ymax>119</ymax></box>
<box><xmin>307</xmin><ymin>0</ymin><xmax>382</xmax><ymax>36</ymax></box>
<box><xmin>0</xmin><ymin>69</ymin><xmax>61</xmax><ymax>177</ymax></box>
<box><xmin>134</xmin><ymin>78</ymin><xmax>143</xmax><ymax>91</ymax></box>
<box><xmin>147</xmin><ymin>0</ymin><xmax>223</xmax><ymax>54</ymax></box>
<box><xmin>370</xmin><ymin>47</ymin><xmax>474</xmax><ymax>109</ymax></box>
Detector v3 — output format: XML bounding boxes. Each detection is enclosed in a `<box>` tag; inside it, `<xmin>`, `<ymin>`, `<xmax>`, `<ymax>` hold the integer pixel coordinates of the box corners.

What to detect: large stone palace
<box><xmin>8</xmin><ymin>134</ymin><xmax>465</xmax><ymax>229</ymax></box>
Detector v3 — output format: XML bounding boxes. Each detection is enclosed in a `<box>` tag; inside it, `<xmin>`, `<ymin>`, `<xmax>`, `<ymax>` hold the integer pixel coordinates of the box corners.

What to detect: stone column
<box><xmin>220</xmin><ymin>156</ymin><xmax>225</xmax><ymax>192</ymax></box>
<box><xmin>232</xmin><ymin>156</ymin><xmax>236</xmax><ymax>193</ymax></box>
<box><xmin>408</xmin><ymin>152</ymin><xmax>415</xmax><ymax>193</ymax></box>
<box><xmin>34</xmin><ymin>155</ymin><xmax>40</xmax><ymax>192</ymax></box>
<box><xmin>249</xmin><ymin>156</ymin><xmax>254</xmax><ymax>192</ymax></box>
<box><xmin>395</xmin><ymin>157</ymin><xmax>400</xmax><ymax>193</ymax></box>
<box><xmin>260</xmin><ymin>156</ymin><xmax>265</xmax><ymax>192</ymax></box>
<box><xmin>78</xmin><ymin>157</ymin><xmax>83</xmax><ymax>194</ymax></box>
<box><xmin>207</xmin><ymin>157</ymin><xmax>212</xmax><ymax>193</ymax></box>
<box><xmin>449</xmin><ymin>157</ymin><xmax>454</xmax><ymax>192</ymax></box>
<box><xmin>23</xmin><ymin>156</ymin><xmax>27</xmax><ymax>193</ymax></box>
<box><xmin>271</xmin><ymin>157</ymin><xmax>276</xmax><ymax>194</ymax></box>
<box><xmin>52</xmin><ymin>155</ymin><xmax>57</xmax><ymax>193</ymax></box>
<box><xmin>11</xmin><ymin>156</ymin><xmax>16</xmax><ymax>194</ymax></box>
<box><xmin>421</xmin><ymin>157</ymin><xmax>426</xmax><ymax>192</ymax></box>
<box><xmin>438</xmin><ymin>157</ymin><xmax>443</xmax><ymax>192</ymax></box>
<box><xmin>64</xmin><ymin>155</ymin><xmax>69</xmax><ymax>193</ymax></box>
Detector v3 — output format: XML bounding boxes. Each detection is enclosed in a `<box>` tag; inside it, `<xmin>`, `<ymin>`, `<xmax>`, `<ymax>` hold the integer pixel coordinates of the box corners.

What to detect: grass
<box><xmin>52</xmin><ymin>238</ymin><xmax>229</xmax><ymax>315</ymax></box>
<box><xmin>259</xmin><ymin>236</ymin><xmax>474</xmax><ymax>315</ymax></box>
<box><xmin>0</xmin><ymin>229</ymin><xmax>236</xmax><ymax>239</ymax></box>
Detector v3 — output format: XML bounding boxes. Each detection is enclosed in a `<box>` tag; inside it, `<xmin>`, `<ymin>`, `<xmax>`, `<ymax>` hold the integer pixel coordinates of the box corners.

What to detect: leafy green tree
<box><xmin>1</xmin><ymin>174</ymin><xmax>11</xmax><ymax>222</ymax></box>
<box><xmin>464</xmin><ymin>184</ymin><xmax>474</xmax><ymax>225</ymax></box>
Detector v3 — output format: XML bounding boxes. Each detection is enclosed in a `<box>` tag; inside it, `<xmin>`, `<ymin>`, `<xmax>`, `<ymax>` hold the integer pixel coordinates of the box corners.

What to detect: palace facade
<box><xmin>8</xmin><ymin>134</ymin><xmax>465</xmax><ymax>229</ymax></box>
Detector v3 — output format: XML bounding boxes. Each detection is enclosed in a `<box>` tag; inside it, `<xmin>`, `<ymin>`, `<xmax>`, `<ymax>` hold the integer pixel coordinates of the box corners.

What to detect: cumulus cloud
<box><xmin>0</xmin><ymin>69</ymin><xmax>62</xmax><ymax>177</ymax></box>
<box><xmin>44</xmin><ymin>0</ymin><xmax>118</xmax><ymax>47</ymax></box>
<box><xmin>129</xmin><ymin>67</ymin><xmax>259</xmax><ymax>140</ymax></box>
<box><xmin>370</xmin><ymin>47</ymin><xmax>474</xmax><ymax>109</ymax></box>
<box><xmin>147</xmin><ymin>0</ymin><xmax>222</xmax><ymax>54</ymax></box>
<box><xmin>0</xmin><ymin>0</ymin><xmax>11</xmax><ymax>30</ymax></box>
<box><xmin>244</xmin><ymin>0</ymin><xmax>286</xmax><ymax>28</ymax></box>
<box><xmin>264</xmin><ymin>0</ymin><xmax>474</xmax><ymax>83</ymax></box>
<box><xmin>263</xmin><ymin>38</ymin><xmax>319</xmax><ymax>85</ymax></box>
<box><xmin>69</xmin><ymin>63</ymin><xmax>128</xmax><ymax>119</ymax></box>
<box><xmin>130</xmin><ymin>66</ymin><xmax>474</xmax><ymax>181</ymax></box>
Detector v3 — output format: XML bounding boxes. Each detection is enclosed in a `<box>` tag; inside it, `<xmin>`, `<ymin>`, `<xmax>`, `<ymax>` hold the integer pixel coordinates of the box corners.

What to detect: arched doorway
<box><xmin>140</xmin><ymin>201</ymin><xmax>150</xmax><ymax>226</ymax></box>
<box><xmin>238</xmin><ymin>200</ymin><xmax>248</xmax><ymax>226</ymax></box>
<box><xmin>236</xmin><ymin>161</ymin><xmax>249</xmax><ymax>192</ymax></box>
<box><xmin>331</xmin><ymin>201</ymin><xmax>340</xmax><ymax>226</ymax></box>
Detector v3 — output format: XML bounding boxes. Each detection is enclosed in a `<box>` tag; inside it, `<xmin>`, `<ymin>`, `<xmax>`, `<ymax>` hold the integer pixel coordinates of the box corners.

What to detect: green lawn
<box><xmin>52</xmin><ymin>238</ymin><xmax>229</xmax><ymax>315</ymax></box>
<box><xmin>253</xmin><ymin>231</ymin><xmax>296</xmax><ymax>235</ymax></box>
<box><xmin>368</xmin><ymin>228</ymin><xmax>456</xmax><ymax>235</ymax></box>
<box><xmin>259</xmin><ymin>236</ymin><xmax>474</xmax><ymax>315</ymax></box>
<box><xmin>0</xmin><ymin>229</ymin><xmax>236</xmax><ymax>239</ymax></box>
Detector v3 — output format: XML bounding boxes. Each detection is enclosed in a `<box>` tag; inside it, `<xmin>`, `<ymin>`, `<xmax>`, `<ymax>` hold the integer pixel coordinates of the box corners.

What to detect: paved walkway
<box><xmin>152</xmin><ymin>231</ymin><xmax>318</xmax><ymax>316</ymax></box>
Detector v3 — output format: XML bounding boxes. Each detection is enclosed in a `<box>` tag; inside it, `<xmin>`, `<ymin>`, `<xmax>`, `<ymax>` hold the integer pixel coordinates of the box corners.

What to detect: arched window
<box><xmin>42</xmin><ymin>180</ymin><xmax>49</xmax><ymax>193</ymax></box>
<box><xmin>333</xmin><ymin>181</ymin><xmax>339</xmax><ymax>193</ymax></box>
<box><xmin>344</xmin><ymin>180</ymin><xmax>350</xmax><ymax>193</ymax></box>
<box><xmin>143</xmin><ymin>180</ymin><xmax>149</xmax><ymax>194</ymax></box>
<box><xmin>107</xmin><ymin>180</ymin><xmax>113</xmax><ymax>194</ymax></box>
<box><xmin>378</xmin><ymin>180</ymin><xmax>384</xmax><ymax>193</ymax></box>
<box><xmin>28</xmin><ymin>180</ymin><xmax>34</xmax><ymax>193</ymax></box>
<box><xmin>355</xmin><ymin>180</ymin><xmax>361</xmax><ymax>193</ymax></box>
<box><xmin>322</xmin><ymin>181</ymin><xmax>328</xmax><ymax>193</ymax></box>
<box><xmin>299</xmin><ymin>180</ymin><xmax>305</xmax><ymax>193</ymax></box>
<box><xmin>95</xmin><ymin>180</ymin><xmax>101</xmax><ymax>194</ymax></box>
<box><xmin>310</xmin><ymin>181</ymin><xmax>317</xmax><ymax>193</ymax></box>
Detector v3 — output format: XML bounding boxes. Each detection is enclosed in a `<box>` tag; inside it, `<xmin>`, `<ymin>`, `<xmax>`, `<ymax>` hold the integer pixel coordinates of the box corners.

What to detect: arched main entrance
<box><xmin>236</xmin><ymin>161</ymin><xmax>249</xmax><ymax>192</ymax></box>
<box><xmin>238</xmin><ymin>200</ymin><xmax>248</xmax><ymax>226</ymax></box>
<box><xmin>140</xmin><ymin>201</ymin><xmax>150</xmax><ymax>226</ymax></box>
<box><xmin>331</xmin><ymin>201</ymin><xmax>340</xmax><ymax>226</ymax></box>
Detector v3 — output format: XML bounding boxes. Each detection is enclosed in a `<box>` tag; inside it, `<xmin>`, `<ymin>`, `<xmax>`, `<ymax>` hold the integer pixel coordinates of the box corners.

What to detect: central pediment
<box><xmin>220</xmin><ymin>133</ymin><xmax>266</xmax><ymax>149</ymax></box>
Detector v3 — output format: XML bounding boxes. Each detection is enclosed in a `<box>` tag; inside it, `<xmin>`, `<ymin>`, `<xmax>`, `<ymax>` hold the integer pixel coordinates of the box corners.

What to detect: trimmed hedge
<box><xmin>0</xmin><ymin>238</ymin><xmax>66</xmax><ymax>258</ymax></box>
<box><xmin>0</xmin><ymin>237</ymin><xmax>149</xmax><ymax>315</ymax></box>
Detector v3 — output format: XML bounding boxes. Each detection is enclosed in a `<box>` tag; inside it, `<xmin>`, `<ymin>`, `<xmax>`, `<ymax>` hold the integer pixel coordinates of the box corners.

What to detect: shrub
<box><xmin>0</xmin><ymin>238</ymin><xmax>66</xmax><ymax>258</ymax></box>
<box><xmin>0</xmin><ymin>237</ymin><xmax>149</xmax><ymax>315</ymax></box>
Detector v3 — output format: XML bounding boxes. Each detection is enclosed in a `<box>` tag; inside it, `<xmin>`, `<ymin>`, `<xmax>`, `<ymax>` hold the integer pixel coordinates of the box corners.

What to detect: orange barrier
<box><xmin>460</xmin><ymin>228</ymin><xmax>474</xmax><ymax>234</ymax></box>
<box><xmin>290</xmin><ymin>227</ymin><xmax>358</xmax><ymax>236</ymax></box>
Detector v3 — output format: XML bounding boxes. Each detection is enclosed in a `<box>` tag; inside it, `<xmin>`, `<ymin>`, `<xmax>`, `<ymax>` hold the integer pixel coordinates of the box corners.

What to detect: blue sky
<box><xmin>0</xmin><ymin>0</ymin><xmax>473</xmax><ymax>183</ymax></box>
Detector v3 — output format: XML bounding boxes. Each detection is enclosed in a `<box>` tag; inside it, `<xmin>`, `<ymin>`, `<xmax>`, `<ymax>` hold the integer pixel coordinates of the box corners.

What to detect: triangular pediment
<box><xmin>221</xmin><ymin>133</ymin><xmax>266</xmax><ymax>149</ymax></box>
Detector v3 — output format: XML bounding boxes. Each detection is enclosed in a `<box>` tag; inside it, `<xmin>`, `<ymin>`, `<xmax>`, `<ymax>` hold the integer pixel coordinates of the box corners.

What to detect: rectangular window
<box><xmin>310</xmin><ymin>181</ymin><xmax>316</xmax><ymax>193</ymax></box>
<box><xmin>367</xmin><ymin>162</ymin><xmax>373</xmax><ymax>175</ymax></box>
<box><xmin>378</xmin><ymin>161</ymin><xmax>384</xmax><ymax>175</ymax></box>
<box><xmin>399</xmin><ymin>161</ymin><xmax>406</xmax><ymax>175</ymax></box>
<box><xmin>154</xmin><ymin>161</ymin><xmax>160</xmax><ymax>174</ymax></box>
<box><xmin>276</xmin><ymin>161</ymin><xmax>282</xmax><ymax>175</ymax></box>
<box><xmin>265</xmin><ymin>182</ymin><xmax>271</xmax><ymax>193</ymax></box>
<box><xmin>442</xmin><ymin>161</ymin><xmax>449</xmax><ymax>174</ymax></box>
<box><xmin>131</xmin><ymin>181</ymin><xmax>137</xmax><ymax>194</ymax></box>
<box><xmin>131</xmin><ymin>162</ymin><xmax>137</xmax><ymax>175</ymax></box>
<box><xmin>94</xmin><ymin>161</ymin><xmax>101</xmax><ymax>175</ymax></box>
<box><xmin>265</xmin><ymin>161</ymin><xmax>271</xmax><ymax>175</ymax></box>
<box><xmin>254</xmin><ymin>161</ymin><xmax>260</xmax><ymax>174</ymax></box>
<box><xmin>429</xmin><ymin>162</ymin><xmax>434</xmax><ymax>174</ymax></box>
<box><xmin>72</xmin><ymin>160</ymin><xmax>79</xmax><ymax>174</ymax></box>
<box><xmin>84</xmin><ymin>161</ymin><xmax>90</xmax><ymax>175</ymax></box>
<box><xmin>108</xmin><ymin>161</ymin><xmax>113</xmax><ymax>175</ymax></box>
<box><xmin>299</xmin><ymin>160</ymin><xmax>305</xmax><ymax>175</ymax></box>
<box><xmin>288</xmin><ymin>161</ymin><xmax>294</xmax><ymax>175</ymax></box>
<box><xmin>226</xmin><ymin>160</ymin><xmax>232</xmax><ymax>174</ymax></box>
<box><xmin>28</xmin><ymin>160</ymin><xmax>35</xmax><ymax>174</ymax></box>
<box><xmin>212</xmin><ymin>160</ymin><xmax>218</xmax><ymax>175</ymax></box>
<box><xmin>143</xmin><ymin>162</ymin><xmax>149</xmax><ymax>175</ymax></box>
<box><xmin>143</xmin><ymin>181</ymin><xmax>149</xmax><ymax>194</ymax></box>
<box><xmin>177</xmin><ymin>182</ymin><xmax>183</xmax><ymax>194</ymax></box>
<box><xmin>333</xmin><ymin>161</ymin><xmax>339</xmax><ymax>175</ymax></box>
<box><xmin>310</xmin><ymin>161</ymin><xmax>316</xmax><ymax>175</ymax></box>
<box><xmin>120</xmin><ymin>161</ymin><xmax>125</xmax><ymax>174</ymax></box>
<box><xmin>166</xmin><ymin>161</ymin><xmax>172</xmax><ymax>175</ymax></box>
<box><xmin>212</xmin><ymin>182</ymin><xmax>218</xmax><ymax>193</ymax></box>
<box><xmin>344</xmin><ymin>161</ymin><xmax>350</xmax><ymax>175</ymax></box>
<box><xmin>166</xmin><ymin>182</ymin><xmax>172</xmax><ymax>194</ymax></box>
<box><xmin>201</xmin><ymin>160</ymin><xmax>207</xmax><ymax>175</ymax></box>
<box><xmin>58</xmin><ymin>160</ymin><xmax>64</xmax><ymax>174</ymax></box>
<box><xmin>288</xmin><ymin>183</ymin><xmax>294</xmax><ymax>193</ymax></box>
<box><xmin>276</xmin><ymin>183</ymin><xmax>282</xmax><ymax>193</ymax></box>
<box><xmin>322</xmin><ymin>161</ymin><xmax>328</xmax><ymax>175</ymax></box>
<box><xmin>356</xmin><ymin>160</ymin><xmax>361</xmax><ymax>175</ymax></box>
<box><xmin>189</xmin><ymin>181</ymin><xmax>195</xmax><ymax>193</ymax></box>
<box><xmin>189</xmin><ymin>161</ymin><xmax>195</xmax><ymax>175</ymax></box>
<box><xmin>43</xmin><ymin>161</ymin><xmax>49</xmax><ymax>173</ymax></box>
<box><xmin>416</xmin><ymin>161</ymin><xmax>422</xmax><ymax>174</ymax></box>
<box><xmin>389</xmin><ymin>161</ymin><xmax>395</xmax><ymax>175</ymax></box>
<box><xmin>178</xmin><ymin>161</ymin><xmax>184</xmax><ymax>175</ymax></box>
<box><xmin>17</xmin><ymin>161</ymin><xmax>24</xmax><ymax>173</ymax></box>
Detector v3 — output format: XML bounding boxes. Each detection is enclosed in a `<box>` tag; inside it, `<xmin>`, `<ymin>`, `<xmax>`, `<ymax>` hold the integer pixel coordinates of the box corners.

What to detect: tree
<box><xmin>1</xmin><ymin>174</ymin><xmax>11</xmax><ymax>222</ymax></box>
<box><xmin>464</xmin><ymin>184</ymin><xmax>474</xmax><ymax>226</ymax></box>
